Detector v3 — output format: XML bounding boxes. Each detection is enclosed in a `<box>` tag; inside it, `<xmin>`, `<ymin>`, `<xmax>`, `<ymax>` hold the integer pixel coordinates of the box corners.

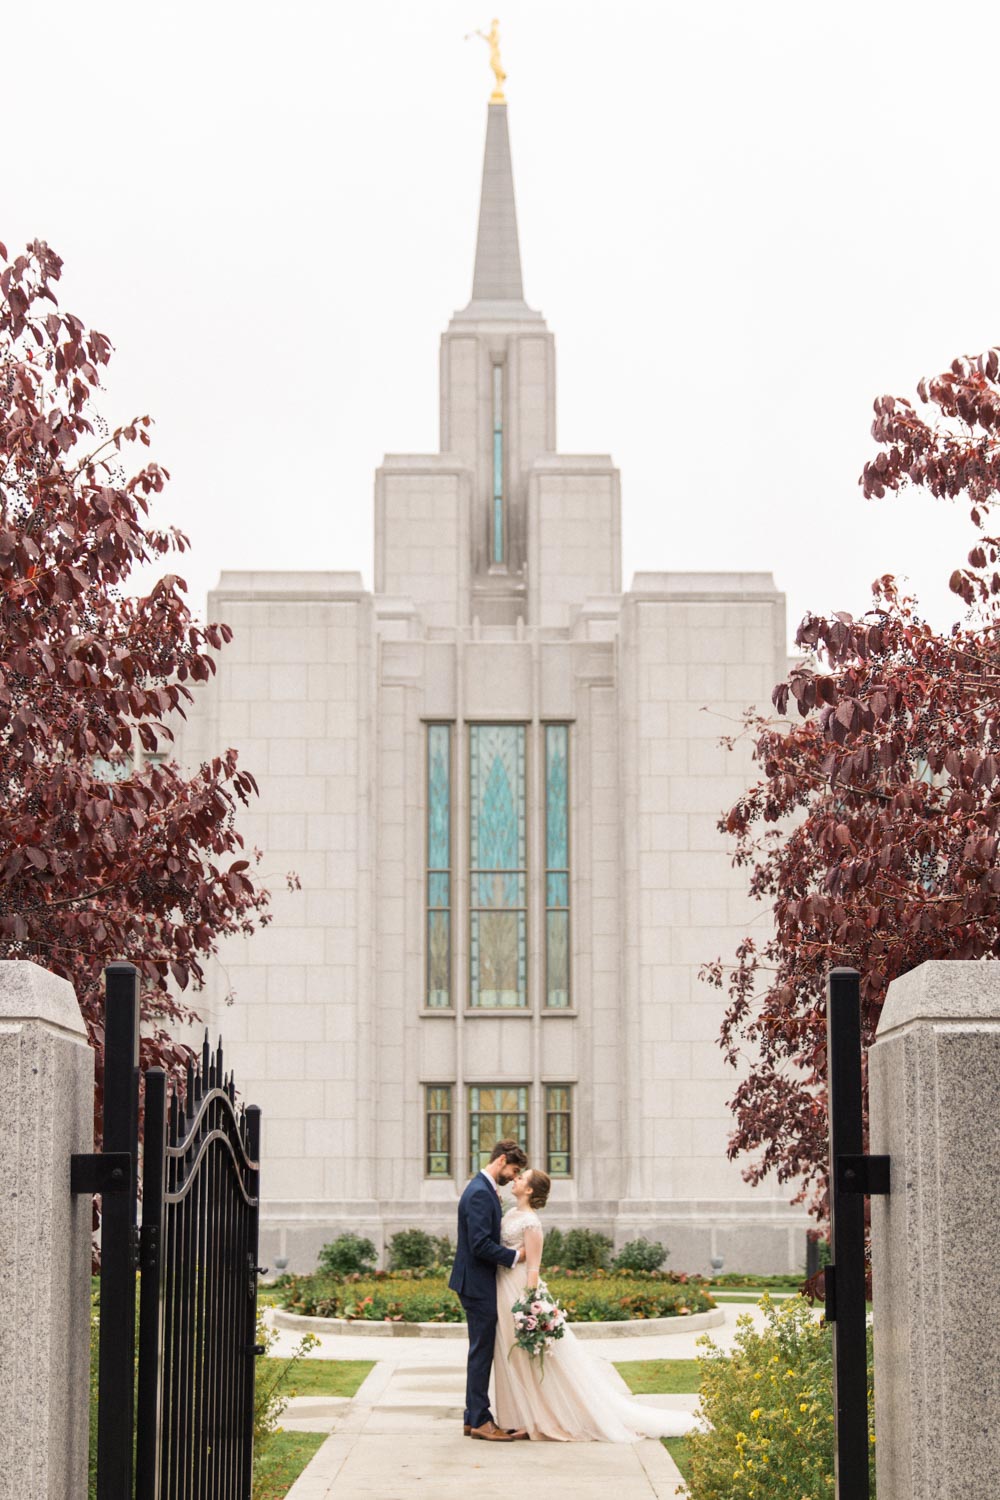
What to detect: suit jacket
<box><xmin>448</xmin><ymin>1172</ymin><xmax>518</xmax><ymax>1300</ymax></box>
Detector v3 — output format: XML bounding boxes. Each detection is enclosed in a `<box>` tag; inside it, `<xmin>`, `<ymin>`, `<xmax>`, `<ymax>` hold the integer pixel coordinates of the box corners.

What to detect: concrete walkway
<box><xmin>277</xmin><ymin>1302</ymin><xmax>791</xmax><ymax>1498</ymax></box>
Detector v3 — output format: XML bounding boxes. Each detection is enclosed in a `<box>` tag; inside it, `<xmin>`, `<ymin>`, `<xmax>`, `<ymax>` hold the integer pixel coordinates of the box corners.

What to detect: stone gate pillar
<box><xmin>0</xmin><ymin>960</ymin><xmax>94</xmax><ymax>1500</ymax></box>
<box><xmin>869</xmin><ymin>960</ymin><xmax>1000</xmax><ymax>1500</ymax></box>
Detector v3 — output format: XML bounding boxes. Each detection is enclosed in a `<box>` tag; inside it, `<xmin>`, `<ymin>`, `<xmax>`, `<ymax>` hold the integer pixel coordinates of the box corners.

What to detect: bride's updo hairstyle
<box><xmin>527</xmin><ymin>1169</ymin><xmax>551</xmax><ymax>1210</ymax></box>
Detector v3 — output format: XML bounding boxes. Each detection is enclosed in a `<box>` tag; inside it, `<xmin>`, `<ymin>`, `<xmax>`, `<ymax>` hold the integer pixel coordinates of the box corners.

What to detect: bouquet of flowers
<box><xmin>509</xmin><ymin>1283</ymin><xmax>567</xmax><ymax>1378</ymax></box>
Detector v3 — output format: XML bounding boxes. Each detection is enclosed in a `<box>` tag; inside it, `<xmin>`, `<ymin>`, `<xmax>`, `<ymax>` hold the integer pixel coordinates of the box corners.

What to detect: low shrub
<box><xmin>559</xmin><ymin>1228</ymin><xmax>614</xmax><ymax>1270</ymax></box>
<box><xmin>387</xmin><ymin>1229</ymin><xmax>452</xmax><ymax>1270</ymax></box>
<box><xmin>688</xmin><ymin>1295</ymin><xmax>875</xmax><ymax>1499</ymax></box>
<box><xmin>542</xmin><ymin>1226</ymin><xmax>566</xmax><ymax>1264</ymax></box>
<box><xmin>612</xmin><ymin>1237</ymin><xmax>668</xmax><ymax>1273</ymax></box>
<box><xmin>317</xmin><ymin>1233</ymin><xmax>377</xmax><ymax>1277</ymax></box>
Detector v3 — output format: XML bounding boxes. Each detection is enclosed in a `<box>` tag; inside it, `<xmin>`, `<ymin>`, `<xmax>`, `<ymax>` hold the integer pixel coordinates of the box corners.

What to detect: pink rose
<box><xmin>525</xmin><ymin>1316</ymin><xmax>537</xmax><ymax>1331</ymax></box>
<box><xmin>531</xmin><ymin>1301</ymin><xmax>543</xmax><ymax>1314</ymax></box>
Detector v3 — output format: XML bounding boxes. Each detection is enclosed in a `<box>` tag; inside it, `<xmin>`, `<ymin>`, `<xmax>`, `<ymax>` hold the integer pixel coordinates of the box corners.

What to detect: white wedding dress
<box><xmin>492</xmin><ymin>1208</ymin><xmax>700</xmax><ymax>1442</ymax></box>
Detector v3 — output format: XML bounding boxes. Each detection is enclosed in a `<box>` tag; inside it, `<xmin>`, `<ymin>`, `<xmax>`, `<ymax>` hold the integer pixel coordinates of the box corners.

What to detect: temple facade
<box><xmin>179</xmin><ymin>102</ymin><xmax>806</xmax><ymax>1273</ymax></box>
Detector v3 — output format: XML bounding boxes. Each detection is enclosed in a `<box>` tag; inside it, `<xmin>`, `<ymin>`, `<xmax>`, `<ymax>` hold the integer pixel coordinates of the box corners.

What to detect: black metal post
<box><xmin>136</xmin><ymin>1068</ymin><xmax>167</xmax><ymax>1500</ymax></box>
<box><xmin>826</xmin><ymin>967</ymin><xmax>870</xmax><ymax>1500</ymax></box>
<box><xmin>97</xmin><ymin>961</ymin><xmax>141</xmax><ymax>1500</ymax></box>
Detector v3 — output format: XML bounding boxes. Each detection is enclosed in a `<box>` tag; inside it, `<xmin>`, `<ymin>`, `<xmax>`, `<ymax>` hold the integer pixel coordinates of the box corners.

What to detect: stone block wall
<box><xmin>0</xmin><ymin>961</ymin><xmax>93</xmax><ymax>1500</ymax></box>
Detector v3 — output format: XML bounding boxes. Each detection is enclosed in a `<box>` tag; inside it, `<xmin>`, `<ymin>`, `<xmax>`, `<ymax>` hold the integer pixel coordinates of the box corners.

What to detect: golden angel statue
<box><xmin>466</xmin><ymin>18</ymin><xmax>507</xmax><ymax>102</ymax></box>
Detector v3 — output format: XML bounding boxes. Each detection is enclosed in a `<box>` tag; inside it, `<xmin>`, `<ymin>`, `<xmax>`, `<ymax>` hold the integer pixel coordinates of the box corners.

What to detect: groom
<box><xmin>449</xmin><ymin>1139</ymin><xmax>529</xmax><ymax>1442</ymax></box>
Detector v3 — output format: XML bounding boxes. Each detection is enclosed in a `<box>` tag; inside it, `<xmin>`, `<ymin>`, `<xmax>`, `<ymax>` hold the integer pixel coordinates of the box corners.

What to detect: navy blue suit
<box><xmin>449</xmin><ymin>1172</ymin><xmax>518</xmax><ymax>1429</ymax></box>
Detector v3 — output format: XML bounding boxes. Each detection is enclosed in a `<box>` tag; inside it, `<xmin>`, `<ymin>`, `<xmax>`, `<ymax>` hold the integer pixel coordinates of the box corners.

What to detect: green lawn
<box><xmin>253</xmin><ymin>1431</ymin><xmax>326</xmax><ymax>1499</ymax></box>
<box><xmin>710</xmin><ymin>1289</ymin><xmax>795</xmax><ymax>1303</ymax></box>
<box><xmin>663</xmin><ymin>1435</ymin><xmax>694</xmax><ymax>1487</ymax></box>
<box><xmin>708</xmin><ymin>1273</ymin><xmax>805</xmax><ymax>1290</ymax></box>
<box><xmin>614</xmin><ymin>1359</ymin><xmax>700</xmax><ymax>1395</ymax></box>
<box><xmin>616</xmin><ymin>1361</ymin><xmax>698</xmax><ymax>1489</ymax></box>
<box><xmin>260</xmin><ymin>1358</ymin><xmax>375</xmax><ymax>1398</ymax></box>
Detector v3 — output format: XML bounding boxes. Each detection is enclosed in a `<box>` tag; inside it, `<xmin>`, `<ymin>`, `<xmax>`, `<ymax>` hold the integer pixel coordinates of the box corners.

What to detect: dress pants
<box><xmin>459</xmin><ymin>1293</ymin><xmax>498</xmax><ymax>1429</ymax></box>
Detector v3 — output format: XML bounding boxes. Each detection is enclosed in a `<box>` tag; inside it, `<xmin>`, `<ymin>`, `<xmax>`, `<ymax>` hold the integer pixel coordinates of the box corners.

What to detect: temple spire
<box><xmin>469</xmin><ymin>103</ymin><xmax>526</xmax><ymax>306</ymax></box>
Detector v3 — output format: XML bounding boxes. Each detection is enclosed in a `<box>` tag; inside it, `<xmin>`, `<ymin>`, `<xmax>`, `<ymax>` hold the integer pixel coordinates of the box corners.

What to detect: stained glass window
<box><xmin>426</xmin><ymin>724</ymin><xmax>452</xmax><ymax>1008</ymax></box>
<box><xmin>492</xmin><ymin>364</ymin><xmax>504</xmax><ymax>564</ymax></box>
<box><xmin>545</xmin><ymin>1086</ymin><xmax>572</xmax><ymax>1177</ymax></box>
<box><xmin>545</xmin><ymin>725</ymin><xmax>570</xmax><ymax>1008</ymax></box>
<box><xmin>426</xmin><ymin>1086</ymin><xmax>452</xmax><ymax>1176</ymax></box>
<box><xmin>468</xmin><ymin>1085</ymin><xmax>528</xmax><ymax>1175</ymax></box>
<box><xmin>469</xmin><ymin>724</ymin><xmax>526</xmax><ymax>1007</ymax></box>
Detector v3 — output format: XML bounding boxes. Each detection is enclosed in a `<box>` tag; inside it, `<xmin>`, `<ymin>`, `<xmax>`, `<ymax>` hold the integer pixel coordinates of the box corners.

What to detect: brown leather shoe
<box><xmin>469</xmin><ymin>1420</ymin><xmax>515</xmax><ymax>1442</ymax></box>
<box><xmin>463</xmin><ymin>1424</ymin><xmax>471</xmax><ymax>1436</ymax></box>
<box><xmin>506</xmin><ymin>1428</ymin><xmax>530</xmax><ymax>1440</ymax></box>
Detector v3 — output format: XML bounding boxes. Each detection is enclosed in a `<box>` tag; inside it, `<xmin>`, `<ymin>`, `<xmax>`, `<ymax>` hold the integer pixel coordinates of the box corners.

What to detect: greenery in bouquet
<box><xmin>509</xmin><ymin>1284</ymin><xmax>567</xmax><ymax>1376</ymax></box>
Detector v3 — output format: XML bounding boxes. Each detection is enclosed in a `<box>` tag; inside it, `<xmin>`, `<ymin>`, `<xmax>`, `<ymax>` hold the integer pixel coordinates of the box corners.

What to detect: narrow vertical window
<box><xmin>468</xmin><ymin>1085</ymin><xmax>528</xmax><ymax>1175</ymax></box>
<box><xmin>545</xmin><ymin>1086</ymin><xmax>572</xmax><ymax>1177</ymax></box>
<box><xmin>427</xmin><ymin>724</ymin><xmax>452</xmax><ymax>1008</ymax></box>
<box><xmin>492</xmin><ymin>364</ymin><xmax>504</xmax><ymax>564</ymax></box>
<box><xmin>545</xmin><ymin>724</ymin><xmax>570</xmax><ymax>1008</ymax></box>
<box><xmin>470</xmin><ymin>725</ymin><xmax>527</xmax><ymax>1008</ymax></box>
<box><xmin>425</xmin><ymin>1086</ymin><xmax>452</xmax><ymax>1176</ymax></box>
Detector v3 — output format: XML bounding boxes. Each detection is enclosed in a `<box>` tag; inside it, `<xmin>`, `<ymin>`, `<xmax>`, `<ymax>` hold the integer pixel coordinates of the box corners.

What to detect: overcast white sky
<box><xmin>6</xmin><ymin>0</ymin><xmax>997</xmax><ymax>650</ymax></box>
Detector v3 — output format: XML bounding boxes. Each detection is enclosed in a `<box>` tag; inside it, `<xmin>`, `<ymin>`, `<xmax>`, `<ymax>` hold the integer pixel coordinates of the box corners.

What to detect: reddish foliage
<box><xmin>0</xmin><ymin>238</ymin><xmax>276</xmax><ymax>1144</ymax></box>
<box><xmin>708</xmin><ymin>346</ymin><xmax>1000</xmax><ymax>1222</ymax></box>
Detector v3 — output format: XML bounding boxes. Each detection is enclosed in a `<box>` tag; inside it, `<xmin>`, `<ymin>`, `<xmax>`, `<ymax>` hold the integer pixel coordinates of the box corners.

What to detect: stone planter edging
<box><xmin>272</xmin><ymin>1305</ymin><xmax>725</xmax><ymax>1339</ymax></box>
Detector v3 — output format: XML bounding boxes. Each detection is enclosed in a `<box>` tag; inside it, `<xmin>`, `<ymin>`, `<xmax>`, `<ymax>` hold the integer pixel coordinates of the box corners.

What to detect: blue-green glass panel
<box><xmin>546</xmin><ymin>873</ymin><xmax>569</xmax><ymax>908</ymax></box>
<box><xmin>545</xmin><ymin>726</ymin><xmax>568</xmax><ymax>869</ymax></box>
<box><xmin>546</xmin><ymin>1086</ymin><xmax>571</xmax><ymax>1175</ymax></box>
<box><xmin>493</xmin><ymin>364</ymin><xmax>504</xmax><ymax>563</ymax></box>
<box><xmin>470</xmin><ymin>725</ymin><xmax>526</xmax><ymax>1008</ymax></box>
<box><xmin>426</xmin><ymin>1086</ymin><xmax>451</xmax><ymax>1175</ymax></box>
<box><xmin>427</xmin><ymin>911</ymin><xmax>451</xmax><ymax>1008</ymax></box>
<box><xmin>470</xmin><ymin>726</ymin><xmax>525</xmax><ymax>870</ymax></box>
<box><xmin>468</xmin><ymin>1085</ymin><xmax>528</xmax><ymax>1174</ymax></box>
<box><xmin>427</xmin><ymin>725</ymin><xmax>450</xmax><ymax>869</ymax></box>
<box><xmin>470</xmin><ymin>910</ymin><xmax>527</xmax><ymax>1007</ymax></box>
<box><xmin>476</xmin><ymin>871</ymin><xmax>525</xmax><ymax>910</ymax></box>
<box><xmin>545</xmin><ymin>911</ymin><xmax>570</xmax><ymax>1008</ymax></box>
<box><xmin>428</xmin><ymin>872</ymin><xmax>450</xmax><ymax>907</ymax></box>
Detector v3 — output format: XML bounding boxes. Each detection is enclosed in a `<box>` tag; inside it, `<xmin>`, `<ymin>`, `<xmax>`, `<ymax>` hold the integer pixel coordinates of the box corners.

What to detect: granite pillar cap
<box><xmin>877</xmin><ymin>959</ymin><xmax>1000</xmax><ymax>1039</ymax></box>
<box><xmin>0</xmin><ymin>958</ymin><xmax>88</xmax><ymax>1036</ymax></box>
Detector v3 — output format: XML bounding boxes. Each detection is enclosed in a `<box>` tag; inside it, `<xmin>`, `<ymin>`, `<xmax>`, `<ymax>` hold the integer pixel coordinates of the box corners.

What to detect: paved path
<box><xmin>277</xmin><ymin>1303</ymin><xmax>791</xmax><ymax>1498</ymax></box>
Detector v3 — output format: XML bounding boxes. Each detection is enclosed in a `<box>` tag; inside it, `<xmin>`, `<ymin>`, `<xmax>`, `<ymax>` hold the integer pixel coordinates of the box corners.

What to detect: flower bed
<box><xmin>278</xmin><ymin>1269</ymin><xmax>715</xmax><ymax>1324</ymax></box>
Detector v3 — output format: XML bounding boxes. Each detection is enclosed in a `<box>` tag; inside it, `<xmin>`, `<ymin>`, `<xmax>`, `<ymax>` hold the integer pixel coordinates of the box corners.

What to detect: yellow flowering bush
<box><xmin>685</xmin><ymin>1295</ymin><xmax>875</xmax><ymax>1499</ymax></box>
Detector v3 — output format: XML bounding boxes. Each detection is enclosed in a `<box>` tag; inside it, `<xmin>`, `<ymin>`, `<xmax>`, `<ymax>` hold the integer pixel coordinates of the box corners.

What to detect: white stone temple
<box><xmin>179</xmin><ymin>101</ymin><xmax>807</xmax><ymax>1273</ymax></box>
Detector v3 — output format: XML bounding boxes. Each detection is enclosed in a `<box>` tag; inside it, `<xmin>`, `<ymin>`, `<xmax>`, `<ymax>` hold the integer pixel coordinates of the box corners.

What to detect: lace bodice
<box><xmin>500</xmin><ymin>1207</ymin><xmax>543</xmax><ymax>1248</ymax></box>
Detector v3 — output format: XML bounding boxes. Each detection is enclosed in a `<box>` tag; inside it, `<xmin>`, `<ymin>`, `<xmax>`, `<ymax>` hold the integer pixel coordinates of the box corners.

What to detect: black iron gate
<box><xmin>73</xmin><ymin>961</ymin><xmax>262</xmax><ymax>1500</ymax></box>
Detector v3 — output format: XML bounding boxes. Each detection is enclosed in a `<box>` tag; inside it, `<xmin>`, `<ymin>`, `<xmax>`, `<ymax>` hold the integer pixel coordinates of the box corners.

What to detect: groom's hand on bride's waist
<box><xmin>515</xmin><ymin>1245</ymin><xmax>526</xmax><ymax>1262</ymax></box>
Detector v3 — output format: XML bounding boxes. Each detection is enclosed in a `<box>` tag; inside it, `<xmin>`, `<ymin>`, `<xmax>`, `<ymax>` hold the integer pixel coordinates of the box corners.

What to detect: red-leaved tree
<box><xmin>1</xmin><ymin>237</ymin><xmax>274</xmax><ymax>1139</ymax></box>
<box><xmin>707</xmin><ymin>347</ymin><xmax>1000</xmax><ymax>1221</ymax></box>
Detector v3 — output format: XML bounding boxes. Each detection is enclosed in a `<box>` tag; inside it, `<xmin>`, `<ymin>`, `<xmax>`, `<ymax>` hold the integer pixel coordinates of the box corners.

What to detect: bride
<box><xmin>493</xmin><ymin>1168</ymin><xmax>700</xmax><ymax>1442</ymax></box>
